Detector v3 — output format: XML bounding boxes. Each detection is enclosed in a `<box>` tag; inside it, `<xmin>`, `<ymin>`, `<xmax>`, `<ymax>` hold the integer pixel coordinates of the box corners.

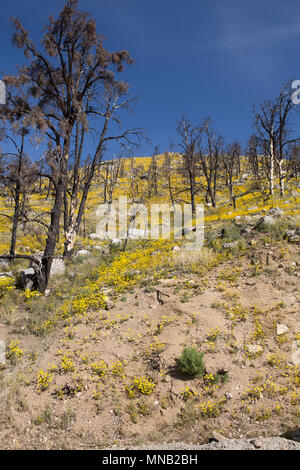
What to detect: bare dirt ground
<box><xmin>0</xmin><ymin>237</ymin><xmax>299</xmax><ymax>450</ymax></box>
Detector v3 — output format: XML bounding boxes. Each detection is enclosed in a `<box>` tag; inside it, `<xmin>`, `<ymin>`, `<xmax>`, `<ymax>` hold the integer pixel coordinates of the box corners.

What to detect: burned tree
<box><xmin>0</xmin><ymin>123</ymin><xmax>37</xmax><ymax>256</ymax></box>
<box><xmin>197</xmin><ymin>117</ymin><xmax>222</xmax><ymax>208</ymax></box>
<box><xmin>3</xmin><ymin>0</ymin><xmax>140</xmax><ymax>288</ymax></box>
<box><xmin>252</xmin><ymin>82</ymin><xmax>298</xmax><ymax>197</ymax></box>
<box><xmin>176</xmin><ymin>117</ymin><xmax>201</xmax><ymax>215</ymax></box>
<box><xmin>222</xmin><ymin>142</ymin><xmax>242</xmax><ymax>209</ymax></box>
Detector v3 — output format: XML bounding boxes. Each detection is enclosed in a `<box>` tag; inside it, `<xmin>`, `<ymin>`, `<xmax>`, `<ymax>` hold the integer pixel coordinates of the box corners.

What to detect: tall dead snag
<box><xmin>99</xmin><ymin>157</ymin><xmax>122</xmax><ymax>204</ymax></box>
<box><xmin>246</xmin><ymin>135</ymin><xmax>260</xmax><ymax>179</ymax></box>
<box><xmin>0</xmin><ymin>122</ymin><xmax>37</xmax><ymax>256</ymax></box>
<box><xmin>197</xmin><ymin>117</ymin><xmax>222</xmax><ymax>208</ymax></box>
<box><xmin>222</xmin><ymin>142</ymin><xmax>242</xmax><ymax>209</ymax></box>
<box><xmin>176</xmin><ymin>117</ymin><xmax>201</xmax><ymax>216</ymax></box>
<box><xmin>4</xmin><ymin>0</ymin><xmax>140</xmax><ymax>288</ymax></box>
<box><xmin>252</xmin><ymin>82</ymin><xmax>299</xmax><ymax>197</ymax></box>
<box><xmin>147</xmin><ymin>146</ymin><xmax>159</xmax><ymax>198</ymax></box>
<box><xmin>162</xmin><ymin>151</ymin><xmax>175</xmax><ymax>207</ymax></box>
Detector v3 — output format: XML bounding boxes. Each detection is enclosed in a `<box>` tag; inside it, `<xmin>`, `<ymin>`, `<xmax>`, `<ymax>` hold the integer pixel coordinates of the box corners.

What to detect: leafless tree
<box><xmin>222</xmin><ymin>142</ymin><xmax>242</xmax><ymax>209</ymax></box>
<box><xmin>0</xmin><ymin>123</ymin><xmax>38</xmax><ymax>256</ymax></box>
<box><xmin>176</xmin><ymin>117</ymin><xmax>201</xmax><ymax>215</ymax></box>
<box><xmin>252</xmin><ymin>82</ymin><xmax>299</xmax><ymax>197</ymax></box>
<box><xmin>197</xmin><ymin>117</ymin><xmax>222</xmax><ymax>207</ymax></box>
<box><xmin>2</xmin><ymin>0</ymin><xmax>141</xmax><ymax>288</ymax></box>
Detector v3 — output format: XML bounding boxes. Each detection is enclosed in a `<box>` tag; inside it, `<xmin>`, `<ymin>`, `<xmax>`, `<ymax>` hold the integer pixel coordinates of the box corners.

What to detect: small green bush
<box><xmin>177</xmin><ymin>347</ymin><xmax>206</xmax><ymax>377</ymax></box>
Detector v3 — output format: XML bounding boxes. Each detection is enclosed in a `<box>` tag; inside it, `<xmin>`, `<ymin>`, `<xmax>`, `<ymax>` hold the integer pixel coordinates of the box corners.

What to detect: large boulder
<box><xmin>50</xmin><ymin>258</ymin><xmax>65</xmax><ymax>276</ymax></box>
<box><xmin>0</xmin><ymin>340</ymin><xmax>5</xmax><ymax>365</ymax></box>
<box><xmin>0</xmin><ymin>259</ymin><xmax>10</xmax><ymax>270</ymax></box>
<box><xmin>291</xmin><ymin>349</ymin><xmax>300</xmax><ymax>366</ymax></box>
<box><xmin>75</xmin><ymin>249</ymin><xmax>91</xmax><ymax>257</ymax></box>
<box><xmin>254</xmin><ymin>215</ymin><xmax>276</xmax><ymax>229</ymax></box>
<box><xmin>20</xmin><ymin>268</ymin><xmax>36</xmax><ymax>290</ymax></box>
<box><xmin>268</xmin><ymin>207</ymin><xmax>284</xmax><ymax>217</ymax></box>
<box><xmin>28</xmin><ymin>254</ymin><xmax>65</xmax><ymax>278</ymax></box>
<box><xmin>284</xmin><ymin>227</ymin><xmax>300</xmax><ymax>243</ymax></box>
<box><xmin>128</xmin><ymin>228</ymin><xmax>148</xmax><ymax>239</ymax></box>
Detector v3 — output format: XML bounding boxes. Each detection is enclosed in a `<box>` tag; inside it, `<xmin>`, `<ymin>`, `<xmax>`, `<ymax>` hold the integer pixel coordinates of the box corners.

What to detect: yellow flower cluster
<box><xmin>110</xmin><ymin>360</ymin><xmax>127</xmax><ymax>378</ymax></box>
<box><xmin>180</xmin><ymin>386</ymin><xmax>198</xmax><ymax>401</ymax></box>
<box><xmin>198</xmin><ymin>398</ymin><xmax>226</xmax><ymax>418</ymax></box>
<box><xmin>126</xmin><ymin>376</ymin><xmax>156</xmax><ymax>398</ymax></box>
<box><xmin>91</xmin><ymin>360</ymin><xmax>109</xmax><ymax>377</ymax></box>
<box><xmin>143</xmin><ymin>340</ymin><xmax>166</xmax><ymax>357</ymax></box>
<box><xmin>0</xmin><ymin>276</ymin><xmax>14</xmax><ymax>297</ymax></box>
<box><xmin>22</xmin><ymin>289</ymin><xmax>41</xmax><ymax>302</ymax></box>
<box><xmin>7</xmin><ymin>340</ymin><xmax>24</xmax><ymax>363</ymax></box>
<box><xmin>245</xmin><ymin>377</ymin><xmax>288</xmax><ymax>400</ymax></box>
<box><xmin>61</xmin><ymin>355</ymin><xmax>75</xmax><ymax>373</ymax></box>
<box><xmin>37</xmin><ymin>369</ymin><xmax>53</xmax><ymax>391</ymax></box>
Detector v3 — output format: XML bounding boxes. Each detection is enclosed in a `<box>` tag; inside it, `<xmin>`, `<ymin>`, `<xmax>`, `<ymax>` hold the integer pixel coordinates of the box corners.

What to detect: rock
<box><xmin>269</xmin><ymin>207</ymin><xmax>283</xmax><ymax>217</ymax></box>
<box><xmin>103</xmin><ymin>296</ymin><xmax>114</xmax><ymax>310</ymax></box>
<box><xmin>0</xmin><ymin>259</ymin><xmax>9</xmax><ymax>269</ymax></box>
<box><xmin>94</xmin><ymin>246</ymin><xmax>109</xmax><ymax>255</ymax></box>
<box><xmin>285</xmin><ymin>230</ymin><xmax>296</xmax><ymax>239</ymax></box>
<box><xmin>50</xmin><ymin>258</ymin><xmax>65</xmax><ymax>276</ymax></box>
<box><xmin>111</xmin><ymin>238</ymin><xmax>122</xmax><ymax>246</ymax></box>
<box><xmin>287</xmin><ymin>234</ymin><xmax>300</xmax><ymax>243</ymax></box>
<box><xmin>276</xmin><ymin>324</ymin><xmax>288</xmax><ymax>336</ymax></box>
<box><xmin>113</xmin><ymin>438</ymin><xmax>300</xmax><ymax>450</ymax></box>
<box><xmin>28</xmin><ymin>253</ymin><xmax>65</xmax><ymax>278</ymax></box>
<box><xmin>20</xmin><ymin>268</ymin><xmax>35</xmax><ymax>290</ymax></box>
<box><xmin>128</xmin><ymin>228</ymin><xmax>147</xmax><ymax>239</ymax></box>
<box><xmin>254</xmin><ymin>215</ymin><xmax>276</xmax><ymax>229</ymax></box>
<box><xmin>0</xmin><ymin>340</ymin><xmax>6</xmax><ymax>365</ymax></box>
<box><xmin>222</xmin><ymin>241</ymin><xmax>238</xmax><ymax>249</ymax></box>
<box><xmin>172</xmin><ymin>246</ymin><xmax>180</xmax><ymax>252</ymax></box>
<box><xmin>225</xmin><ymin>392</ymin><xmax>233</xmax><ymax>399</ymax></box>
<box><xmin>246</xmin><ymin>344</ymin><xmax>263</xmax><ymax>355</ymax></box>
<box><xmin>89</xmin><ymin>233</ymin><xmax>100</xmax><ymax>240</ymax></box>
<box><xmin>291</xmin><ymin>349</ymin><xmax>300</xmax><ymax>366</ymax></box>
<box><xmin>211</xmin><ymin>431</ymin><xmax>228</xmax><ymax>442</ymax></box>
<box><xmin>287</xmin><ymin>429</ymin><xmax>300</xmax><ymax>442</ymax></box>
<box><xmin>159</xmin><ymin>278</ymin><xmax>176</xmax><ymax>285</ymax></box>
<box><xmin>44</xmin><ymin>289</ymin><xmax>51</xmax><ymax>297</ymax></box>
<box><xmin>251</xmin><ymin>439</ymin><xmax>263</xmax><ymax>449</ymax></box>
<box><xmin>0</xmin><ymin>271</ymin><xmax>13</xmax><ymax>278</ymax></box>
<box><xmin>76</xmin><ymin>249</ymin><xmax>91</xmax><ymax>257</ymax></box>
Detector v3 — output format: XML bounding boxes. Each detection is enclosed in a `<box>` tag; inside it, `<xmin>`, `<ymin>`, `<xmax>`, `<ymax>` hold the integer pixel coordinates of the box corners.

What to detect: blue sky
<box><xmin>1</xmin><ymin>0</ymin><xmax>300</xmax><ymax>156</ymax></box>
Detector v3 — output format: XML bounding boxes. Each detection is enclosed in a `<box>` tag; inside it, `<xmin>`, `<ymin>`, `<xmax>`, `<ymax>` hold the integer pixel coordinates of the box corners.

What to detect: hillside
<box><xmin>0</xmin><ymin>158</ymin><xmax>299</xmax><ymax>449</ymax></box>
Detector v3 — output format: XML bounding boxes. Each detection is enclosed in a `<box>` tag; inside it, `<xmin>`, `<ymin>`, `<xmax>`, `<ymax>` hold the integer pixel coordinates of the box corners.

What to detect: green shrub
<box><xmin>176</xmin><ymin>347</ymin><xmax>206</xmax><ymax>377</ymax></box>
<box><xmin>221</xmin><ymin>223</ymin><xmax>242</xmax><ymax>241</ymax></box>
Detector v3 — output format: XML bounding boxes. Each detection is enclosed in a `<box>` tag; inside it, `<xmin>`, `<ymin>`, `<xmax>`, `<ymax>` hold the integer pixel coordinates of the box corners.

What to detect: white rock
<box><xmin>128</xmin><ymin>228</ymin><xmax>148</xmax><ymax>239</ymax></box>
<box><xmin>0</xmin><ymin>340</ymin><xmax>5</xmax><ymax>365</ymax></box>
<box><xmin>276</xmin><ymin>324</ymin><xmax>288</xmax><ymax>336</ymax></box>
<box><xmin>76</xmin><ymin>249</ymin><xmax>91</xmax><ymax>257</ymax></box>
<box><xmin>89</xmin><ymin>233</ymin><xmax>100</xmax><ymax>240</ymax></box>
<box><xmin>291</xmin><ymin>349</ymin><xmax>300</xmax><ymax>366</ymax></box>
<box><xmin>50</xmin><ymin>258</ymin><xmax>65</xmax><ymax>276</ymax></box>
<box><xmin>111</xmin><ymin>238</ymin><xmax>122</xmax><ymax>246</ymax></box>
<box><xmin>246</xmin><ymin>344</ymin><xmax>263</xmax><ymax>355</ymax></box>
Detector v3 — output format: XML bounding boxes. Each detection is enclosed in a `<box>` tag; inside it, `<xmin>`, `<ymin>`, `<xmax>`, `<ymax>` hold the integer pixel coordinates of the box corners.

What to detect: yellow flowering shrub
<box><xmin>126</xmin><ymin>376</ymin><xmax>156</xmax><ymax>398</ymax></box>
